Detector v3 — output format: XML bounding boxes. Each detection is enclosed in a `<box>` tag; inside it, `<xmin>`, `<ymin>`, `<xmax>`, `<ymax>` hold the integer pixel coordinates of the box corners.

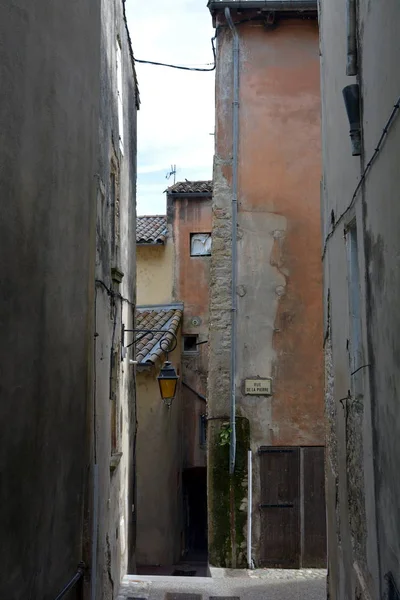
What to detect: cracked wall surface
<box><xmin>208</xmin><ymin>16</ymin><xmax>324</xmax><ymax>567</ymax></box>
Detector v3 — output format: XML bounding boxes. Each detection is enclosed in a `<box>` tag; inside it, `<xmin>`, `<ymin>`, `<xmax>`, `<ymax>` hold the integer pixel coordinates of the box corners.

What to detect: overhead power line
<box><xmin>134</xmin><ymin>29</ymin><xmax>218</xmax><ymax>72</ymax></box>
<box><xmin>134</xmin><ymin>58</ymin><xmax>215</xmax><ymax>71</ymax></box>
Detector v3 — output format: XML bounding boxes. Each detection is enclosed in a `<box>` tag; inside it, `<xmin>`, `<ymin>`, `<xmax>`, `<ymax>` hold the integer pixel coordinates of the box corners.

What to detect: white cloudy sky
<box><xmin>125</xmin><ymin>1</ymin><xmax>216</xmax><ymax>215</ymax></box>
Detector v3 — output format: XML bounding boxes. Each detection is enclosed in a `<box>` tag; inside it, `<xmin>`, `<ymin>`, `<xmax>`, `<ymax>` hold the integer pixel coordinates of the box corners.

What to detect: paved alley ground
<box><xmin>117</xmin><ymin>568</ymin><xmax>327</xmax><ymax>600</ymax></box>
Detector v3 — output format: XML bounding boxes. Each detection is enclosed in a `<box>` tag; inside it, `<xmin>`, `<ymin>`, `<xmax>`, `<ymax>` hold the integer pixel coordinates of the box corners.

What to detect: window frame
<box><xmin>190</xmin><ymin>232</ymin><xmax>212</xmax><ymax>257</ymax></box>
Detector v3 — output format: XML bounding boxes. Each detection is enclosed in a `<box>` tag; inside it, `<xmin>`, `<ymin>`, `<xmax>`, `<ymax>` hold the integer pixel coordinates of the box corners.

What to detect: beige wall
<box><xmin>136</xmin><ymin>340</ymin><xmax>183</xmax><ymax>566</ymax></box>
<box><xmin>136</xmin><ymin>238</ymin><xmax>174</xmax><ymax>306</ymax></box>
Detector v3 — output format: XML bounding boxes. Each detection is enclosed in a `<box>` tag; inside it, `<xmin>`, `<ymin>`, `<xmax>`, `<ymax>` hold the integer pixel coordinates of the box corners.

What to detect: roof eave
<box><xmin>136</xmin><ymin>241</ymin><xmax>166</xmax><ymax>246</ymax></box>
<box><xmin>208</xmin><ymin>0</ymin><xmax>318</xmax><ymax>13</ymax></box>
<box><xmin>137</xmin><ymin>303</ymin><xmax>184</xmax><ymax>311</ymax></box>
<box><xmin>166</xmin><ymin>192</ymin><xmax>213</xmax><ymax>199</ymax></box>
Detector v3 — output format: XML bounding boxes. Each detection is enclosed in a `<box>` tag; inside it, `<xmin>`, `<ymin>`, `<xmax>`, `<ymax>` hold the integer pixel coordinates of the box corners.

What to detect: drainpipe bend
<box><xmin>225</xmin><ymin>6</ymin><xmax>239</xmax><ymax>475</ymax></box>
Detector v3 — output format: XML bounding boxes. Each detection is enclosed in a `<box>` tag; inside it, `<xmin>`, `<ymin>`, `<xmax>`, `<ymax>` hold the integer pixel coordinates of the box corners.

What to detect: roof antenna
<box><xmin>166</xmin><ymin>164</ymin><xmax>177</xmax><ymax>185</ymax></box>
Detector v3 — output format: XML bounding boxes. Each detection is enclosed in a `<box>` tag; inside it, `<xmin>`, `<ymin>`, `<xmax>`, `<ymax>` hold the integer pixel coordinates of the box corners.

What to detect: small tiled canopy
<box><xmin>136</xmin><ymin>215</ymin><xmax>167</xmax><ymax>244</ymax></box>
<box><xmin>135</xmin><ymin>308</ymin><xmax>182</xmax><ymax>364</ymax></box>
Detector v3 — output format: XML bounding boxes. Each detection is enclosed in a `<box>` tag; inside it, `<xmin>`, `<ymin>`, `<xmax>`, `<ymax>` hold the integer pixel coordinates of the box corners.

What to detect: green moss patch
<box><xmin>208</xmin><ymin>417</ymin><xmax>250</xmax><ymax>567</ymax></box>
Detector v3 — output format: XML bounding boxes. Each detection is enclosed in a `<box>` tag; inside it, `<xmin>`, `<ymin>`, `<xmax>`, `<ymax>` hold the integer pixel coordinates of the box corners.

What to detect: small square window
<box><xmin>183</xmin><ymin>335</ymin><xmax>198</xmax><ymax>353</ymax></box>
<box><xmin>190</xmin><ymin>233</ymin><xmax>212</xmax><ymax>256</ymax></box>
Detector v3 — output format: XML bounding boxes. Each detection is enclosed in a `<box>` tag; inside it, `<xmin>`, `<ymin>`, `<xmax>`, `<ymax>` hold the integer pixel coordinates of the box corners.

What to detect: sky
<box><xmin>125</xmin><ymin>1</ymin><xmax>216</xmax><ymax>216</ymax></box>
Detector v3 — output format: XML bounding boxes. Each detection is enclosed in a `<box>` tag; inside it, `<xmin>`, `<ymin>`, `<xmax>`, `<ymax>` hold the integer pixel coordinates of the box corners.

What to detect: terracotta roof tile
<box><xmin>136</xmin><ymin>308</ymin><xmax>182</xmax><ymax>364</ymax></box>
<box><xmin>167</xmin><ymin>180</ymin><xmax>213</xmax><ymax>195</ymax></box>
<box><xmin>137</xmin><ymin>215</ymin><xmax>167</xmax><ymax>244</ymax></box>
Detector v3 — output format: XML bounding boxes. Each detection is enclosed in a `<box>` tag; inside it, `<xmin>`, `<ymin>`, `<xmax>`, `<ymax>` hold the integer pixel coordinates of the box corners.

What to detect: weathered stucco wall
<box><xmin>93</xmin><ymin>0</ymin><xmax>138</xmax><ymax>596</ymax></box>
<box><xmin>170</xmin><ymin>196</ymin><xmax>212</xmax><ymax>336</ymax></box>
<box><xmin>0</xmin><ymin>2</ymin><xmax>100</xmax><ymax>598</ymax></box>
<box><xmin>136</xmin><ymin>340</ymin><xmax>183</xmax><ymax>566</ymax></box>
<box><xmin>136</xmin><ymin>235</ymin><xmax>174</xmax><ymax>305</ymax></box>
<box><xmin>182</xmin><ymin>388</ymin><xmax>207</xmax><ymax>469</ymax></box>
<box><xmin>169</xmin><ymin>194</ymin><xmax>212</xmax><ymax>469</ymax></box>
<box><xmin>208</xmin><ymin>15</ymin><xmax>323</xmax><ymax>567</ymax></box>
<box><xmin>320</xmin><ymin>0</ymin><xmax>400</xmax><ymax>598</ymax></box>
<box><xmin>0</xmin><ymin>2</ymin><xmax>138</xmax><ymax>598</ymax></box>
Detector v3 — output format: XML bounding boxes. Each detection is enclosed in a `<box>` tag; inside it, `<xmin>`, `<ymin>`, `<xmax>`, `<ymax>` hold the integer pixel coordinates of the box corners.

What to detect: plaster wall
<box><xmin>0</xmin><ymin>2</ymin><xmax>138</xmax><ymax>598</ymax></box>
<box><xmin>0</xmin><ymin>2</ymin><xmax>100</xmax><ymax>598</ymax></box>
<box><xmin>136</xmin><ymin>341</ymin><xmax>183</xmax><ymax>566</ymax></box>
<box><xmin>320</xmin><ymin>0</ymin><xmax>400</xmax><ymax>598</ymax></box>
<box><xmin>171</xmin><ymin>196</ymin><xmax>212</xmax><ymax>335</ymax></box>
<box><xmin>136</xmin><ymin>237</ymin><xmax>174</xmax><ymax>306</ymax></box>
<box><xmin>208</xmin><ymin>16</ymin><xmax>323</xmax><ymax>566</ymax></box>
<box><xmin>170</xmin><ymin>195</ymin><xmax>212</xmax><ymax>468</ymax></box>
<box><xmin>182</xmin><ymin>387</ymin><xmax>207</xmax><ymax>469</ymax></box>
<box><xmin>93</xmin><ymin>0</ymin><xmax>138</xmax><ymax>596</ymax></box>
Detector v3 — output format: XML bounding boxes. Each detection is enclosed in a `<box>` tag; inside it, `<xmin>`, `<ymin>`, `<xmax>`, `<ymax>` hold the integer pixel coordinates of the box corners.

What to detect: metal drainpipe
<box><xmin>247</xmin><ymin>449</ymin><xmax>253</xmax><ymax>568</ymax></box>
<box><xmin>225</xmin><ymin>7</ymin><xmax>239</xmax><ymax>475</ymax></box>
<box><xmin>346</xmin><ymin>0</ymin><xmax>357</xmax><ymax>75</ymax></box>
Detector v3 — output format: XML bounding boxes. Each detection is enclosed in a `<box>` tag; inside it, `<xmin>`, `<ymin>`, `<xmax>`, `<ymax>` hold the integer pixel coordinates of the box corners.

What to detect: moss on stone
<box><xmin>208</xmin><ymin>417</ymin><xmax>250</xmax><ymax>567</ymax></box>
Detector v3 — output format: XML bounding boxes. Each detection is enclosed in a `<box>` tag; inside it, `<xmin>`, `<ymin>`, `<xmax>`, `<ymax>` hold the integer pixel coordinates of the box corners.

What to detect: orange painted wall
<box><xmin>172</xmin><ymin>197</ymin><xmax>212</xmax><ymax>334</ymax></box>
<box><xmin>170</xmin><ymin>195</ymin><xmax>212</xmax><ymax>468</ymax></box>
<box><xmin>215</xmin><ymin>18</ymin><xmax>323</xmax><ymax>446</ymax></box>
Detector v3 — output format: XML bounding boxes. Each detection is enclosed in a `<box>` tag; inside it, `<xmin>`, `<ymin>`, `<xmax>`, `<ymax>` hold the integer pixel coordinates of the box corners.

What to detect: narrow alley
<box><xmin>1</xmin><ymin>0</ymin><xmax>400</xmax><ymax>600</ymax></box>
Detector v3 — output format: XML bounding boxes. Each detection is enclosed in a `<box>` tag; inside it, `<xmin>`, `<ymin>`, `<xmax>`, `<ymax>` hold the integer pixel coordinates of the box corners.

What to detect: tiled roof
<box><xmin>136</xmin><ymin>215</ymin><xmax>167</xmax><ymax>245</ymax></box>
<box><xmin>167</xmin><ymin>180</ymin><xmax>213</xmax><ymax>195</ymax></box>
<box><xmin>136</xmin><ymin>307</ymin><xmax>182</xmax><ymax>364</ymax></box>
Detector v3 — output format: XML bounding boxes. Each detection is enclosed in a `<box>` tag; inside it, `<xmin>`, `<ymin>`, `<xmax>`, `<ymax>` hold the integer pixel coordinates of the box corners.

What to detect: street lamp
<box><xmin>157</xmin><ymin>361</ymin><xmax>179</xmax><ymax>407</ymax></box>
<box><xmin>121</xmin><ymin>325</ymin><xmax>180</xmax><ymax>407</ymax></box>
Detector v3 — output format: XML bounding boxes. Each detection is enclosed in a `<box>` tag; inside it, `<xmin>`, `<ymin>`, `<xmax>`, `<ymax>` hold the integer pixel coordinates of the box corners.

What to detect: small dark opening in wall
<box><xmin>183</xmin><ymin>335</ymin><xmax>198</xmax><ymax>353</ymax></box>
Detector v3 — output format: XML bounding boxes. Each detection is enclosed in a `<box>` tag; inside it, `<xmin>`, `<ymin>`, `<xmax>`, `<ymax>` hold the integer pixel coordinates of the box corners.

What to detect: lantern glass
<box><xmin>158</xmin><ymin>377</ymin><xmax>178</xmax><ymax>401</ymax></box>
<box><xmin>157</xmin><ymin>361</ymin><xmax>179</xmax><ymax>402</ymax></box>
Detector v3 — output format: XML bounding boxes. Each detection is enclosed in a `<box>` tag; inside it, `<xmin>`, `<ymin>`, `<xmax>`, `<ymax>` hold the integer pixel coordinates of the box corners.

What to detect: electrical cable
<box><xmin>133</xmin><ymin>14</ymin><xmax>286</xmax><ymax>73</ymax></box>
<box><xmin>134</xmin><ymin>28</ymin><xmax>219</xmax><ymax>72</ymax></box>
<box><xmin>322</xmin><ymin>95</ymin><xmax>400</xmax><ymax>260</ymax></box>
<box><xmin>134</xmin><ymin>58</ymin><xmax>215</xmax><ymax>71</ymax></box>
<box><xmin>95</xmin><ymin>279</ymin><xmax>135</xmax><ymax>308</ymax></box>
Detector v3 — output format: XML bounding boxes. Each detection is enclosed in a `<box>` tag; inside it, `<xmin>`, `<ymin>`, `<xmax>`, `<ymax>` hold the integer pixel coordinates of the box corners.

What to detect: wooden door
<box><xmin>302</xmin><ymin>447</ymin><xmax>327</xmax><ymax>567</ymax></box>
<box><xmin>259</xmin><ymin>447</ymin><xmax>300</xmax><ymax>568</ymax></box>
